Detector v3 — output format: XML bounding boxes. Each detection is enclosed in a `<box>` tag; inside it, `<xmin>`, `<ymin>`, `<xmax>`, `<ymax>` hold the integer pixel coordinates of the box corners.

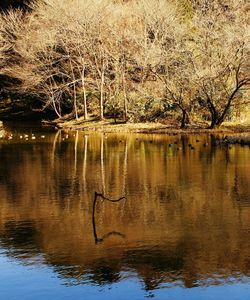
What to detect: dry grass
<box><xmin>43</xmin><ymin>116</ymin><xmax>250</xmax><ymax>134</ymax></box>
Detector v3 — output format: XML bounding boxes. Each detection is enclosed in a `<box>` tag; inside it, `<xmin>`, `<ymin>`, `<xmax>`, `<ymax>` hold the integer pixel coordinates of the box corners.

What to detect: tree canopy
<box><xmin>0</xmin><ymin>0</ymin><xmax>249</xmax><ymax>127</ymax></box>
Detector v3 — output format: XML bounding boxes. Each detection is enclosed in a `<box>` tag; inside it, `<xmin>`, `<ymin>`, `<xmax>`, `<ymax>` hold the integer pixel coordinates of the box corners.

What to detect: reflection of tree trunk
<box><xmin>123</xmin><ymin>139</ymin><xmax>128</xmax><ymax>195</ymax></box>
<box><xmin>70</xmin><ymin>131</ymin><xmax>79</xmax><ymax>206</ymax></box>
<box><xmin>207</xmin><ymin>134</ymin><xmax>217</xmax><ymax>164</ymax></box>
<box><xmin>51</xmin><ymin>130</ymin><xmax>61</xmax><ymax>168</ymax></box>
<box><xmin>100</xmin><ymin>134</ymin><xmax>105</xmax><ymax>194</ymax></box>
<box><xmin>74</xmin><ymin>131</ymin><xmax>79</xmax><ymax>174</ymax></box>
<box><xmin>121</xmin><ymin>138</ymin><xmax>128</xmax><ymax>218</ymax></box>
<box><xmin>82</xmin><ymin>135</ymin><xmax>88</xmax><ymax>191</ymax></box>
<box><xmin>224</xmin><ymin>146</ymin><xmax>230</xmax><ymax>165</ymax></box>
<box><xmin>180</xmin><ymin>135</ymin><xmax>187</xmax><ymax>154</ymax></box>
<box><xmin>233</xmin><ymin>167</ymin><xmax>243</xmax><ymax>224</ymax></box>
<box><xmin>233</xmin><ymin>167</ymin><xmax>239</xmax><ymax>200</ymax></box>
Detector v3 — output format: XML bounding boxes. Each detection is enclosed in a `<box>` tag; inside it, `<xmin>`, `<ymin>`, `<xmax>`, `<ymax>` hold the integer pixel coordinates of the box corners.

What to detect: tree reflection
<box><xmin>0</xmin><ymin>130</ymin><xmax>249</xmax><ymax>290</ymax></box>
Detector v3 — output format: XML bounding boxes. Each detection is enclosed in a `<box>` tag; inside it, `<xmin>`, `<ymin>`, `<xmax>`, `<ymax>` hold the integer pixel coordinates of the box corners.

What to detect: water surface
<box><xmin>0</xmin><ymin>123</ymin><xmax>249</xmax><ymax>299</ymax></box>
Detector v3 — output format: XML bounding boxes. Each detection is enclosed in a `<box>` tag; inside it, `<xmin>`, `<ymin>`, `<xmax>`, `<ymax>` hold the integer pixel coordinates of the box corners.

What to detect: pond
<box><xmin>0</xmin><ymin>122</ymin><xmax>249</xmax><ymax>300</ymax></box>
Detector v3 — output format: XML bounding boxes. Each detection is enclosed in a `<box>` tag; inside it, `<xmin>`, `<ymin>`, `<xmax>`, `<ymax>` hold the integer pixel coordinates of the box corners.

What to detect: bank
<box><xmin>42</xmin><ymin>116</ymin><xmax>250</xmax><ymax>135</ymax></box>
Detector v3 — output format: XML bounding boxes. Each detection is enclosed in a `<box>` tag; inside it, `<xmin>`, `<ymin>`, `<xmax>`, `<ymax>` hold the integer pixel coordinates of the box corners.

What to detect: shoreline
<box><xmin>42</xmin><ymin>118</ymin><xmax>250</xmax><ymax>135</ymax></box>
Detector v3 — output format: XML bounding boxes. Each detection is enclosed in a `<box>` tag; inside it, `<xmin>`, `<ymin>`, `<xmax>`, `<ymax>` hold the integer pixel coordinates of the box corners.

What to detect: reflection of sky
<box><xmin>0</xmin><ymin>255</ymin><xmax>249</xmax><ymax>300</ymax></box>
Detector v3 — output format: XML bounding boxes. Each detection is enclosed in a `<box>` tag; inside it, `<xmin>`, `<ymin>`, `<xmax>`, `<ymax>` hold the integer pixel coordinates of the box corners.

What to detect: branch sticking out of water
<box><xmin>92</xmin><ymin>192</ymin><xmax>126</xmax><ymax>244</ymax></box>
<box><xmin>94</xmin><ymin>192</ymin><xmax>126</xmax><ymax>203</ymax></box>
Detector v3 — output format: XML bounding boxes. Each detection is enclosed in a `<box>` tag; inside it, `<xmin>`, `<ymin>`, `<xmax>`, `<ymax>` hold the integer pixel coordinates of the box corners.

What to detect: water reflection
<box><xmin>0</xmin><ymin>126</ymin><xmax>249</xmax><ymax>294</ymax></box>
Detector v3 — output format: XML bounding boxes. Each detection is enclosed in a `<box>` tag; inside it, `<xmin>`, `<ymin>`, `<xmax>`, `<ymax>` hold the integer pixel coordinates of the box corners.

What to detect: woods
<box><xmin>0</xmin><ymin>0</ymin><xmax>249</xmax><ymax>127</ymax></box>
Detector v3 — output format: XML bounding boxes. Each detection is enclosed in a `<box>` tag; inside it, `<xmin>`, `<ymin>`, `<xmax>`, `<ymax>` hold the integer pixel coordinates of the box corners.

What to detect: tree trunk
<box><xmin>207</xmin><ymin>100</ymin><xmax>218</xmax><ymax>129</ymax></box>
<box><xmin>209</xmin><ymin>115</ymin><xmax>217</xmax><ymax>129</ymax></box>
<box><xmin>83</xmin><ymin>86</ymin><xmax>88</xmax><ymax>120</ymax></box>
<box><xmin>214</xmin><ymin>118</ymin><xmax>224</xmax><ymax>128</ymax></box>
<box><xmin>209</xmin><ymin>119</ymin><xmax>221</xmax><ymax>128</ymax></box>
<box><xmin>180</xmin><ymin>109</ymin><xmax>189</xmax><ymax>129</ymax></box>
<box><xmin>209</xmin><ymin>110</ymin><xmax>223</xmax><ymax>129</ymax></box>
<box><xmin>81</xmin><ymin>75</ymin><xmax>88</xmax><ymax>120</ymax></box>
<box><xmin>207</xmin><ymin>83</ymin><xmax>243</xmax><ymax>128</ymax></box>
<box><xmin>216</xmin><ymin>81</ymin><xmax>246</xmax><ymax>126</ymax></box>
<box><xmin>100</xmin><ymin>69</ymin><xmax>104</xmax><ymax>120</ymax></box>
<box><xmin>69</xmin><ymin>57</ymin><xmax>79</xmax><ymax>121</ymax></box>
<box><xmin>49</xmin><ymin>81</ymin><xmax>61</xmax><ymax>118</ymax></box>
<box><xmin>122</xmin><ymin>68</ymin><xmax>128</xmax><ymax>122</ymax></box>
<box><xmin>73</xmin><ymin>81</ymin><xmax>79</xmax><ymax>121</ymax></box>
<box><xmin>51</xmin><ymin>94</ymin><xmax>61</xmax><ymax>118</ymax></box>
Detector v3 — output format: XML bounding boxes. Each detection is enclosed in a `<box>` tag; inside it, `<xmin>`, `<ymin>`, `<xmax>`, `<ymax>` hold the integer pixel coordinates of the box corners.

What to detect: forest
<box><xmin>0</xmin><ymin>0</ymin><xmax>249</xmax><ymax>128</ymax></box>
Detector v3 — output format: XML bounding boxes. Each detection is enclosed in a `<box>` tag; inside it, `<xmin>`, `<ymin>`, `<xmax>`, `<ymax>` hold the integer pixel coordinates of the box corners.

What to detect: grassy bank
<box><xmin>42</xmin><ymin>117</ymin><xmax>250</xmax><ymax>134</ymax></box>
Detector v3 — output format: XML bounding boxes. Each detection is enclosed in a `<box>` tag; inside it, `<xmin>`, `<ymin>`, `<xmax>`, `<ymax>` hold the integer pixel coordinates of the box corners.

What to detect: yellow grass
<box><xmin>44</xmin><ymin>116</ymin><xmax>250</xmax><ymax>134</ymax></box>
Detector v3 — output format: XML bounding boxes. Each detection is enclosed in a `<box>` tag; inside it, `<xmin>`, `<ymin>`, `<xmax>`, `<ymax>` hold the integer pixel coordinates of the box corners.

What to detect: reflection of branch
<box><xmin>92</xmin><ymin>192</ymin><xmax>126</xmax><ymax>244</ymax></box>
<box><xmin>95</xmin><ymin>232</ymin><xmax>126</xmax><ymax>244</ymax></box>
<box><xmin>102</xmin><ymin>231</ymin><xmax>126</xmax><ymax>239</ymax></box>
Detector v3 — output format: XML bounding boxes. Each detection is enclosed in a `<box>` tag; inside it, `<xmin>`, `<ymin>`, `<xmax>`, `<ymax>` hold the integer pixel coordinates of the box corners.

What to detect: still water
<box><xmin>0</xmin><ymin>123</ymin><xmax>249</xmax><ymax>300</ymax></box>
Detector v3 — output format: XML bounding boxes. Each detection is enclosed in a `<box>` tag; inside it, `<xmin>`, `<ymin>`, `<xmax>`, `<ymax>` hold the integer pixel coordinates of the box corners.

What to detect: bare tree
<box><xmin>1</xmin><ymin>0</ymin><xmax>249</xmax><ymax>127</ymax></box>
<box><xmin>191</xmin><ymin>0</ymin><xmax>250</xmax><ymax>128</ymax></box>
